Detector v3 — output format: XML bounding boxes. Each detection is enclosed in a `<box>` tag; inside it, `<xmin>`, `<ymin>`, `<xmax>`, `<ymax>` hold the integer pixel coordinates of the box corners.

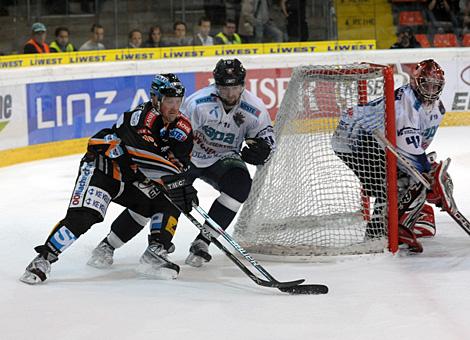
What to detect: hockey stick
<box><xmin>156</xmin><ymin>184</ymin><xmax>328</xmax><ymax>294</ymax></box>
<box><xmin>372</xmin><ymin>130</ymin><xmax>470</xmax><ymax>236</ymax></box>
<box><xmin>191</xmin><ymin>204</ymin><xmax>329</xmax><ymax>295</ymax></box>
<box><xmin>372</xmin><ymin>131</ymin><xmax>431</xmax><ymax>190</ymax></box>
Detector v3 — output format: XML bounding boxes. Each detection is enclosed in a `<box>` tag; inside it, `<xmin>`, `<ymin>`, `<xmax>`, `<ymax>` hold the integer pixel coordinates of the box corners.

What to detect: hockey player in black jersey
<box><xmin>86</xmin><ymin>59</ymin><xmax>275</xmax><ymax>271</ymax></box>
<box><xmin>20</xmin><ymin>73</ymin><xmax>197</xmax><ymax>284</ymax></box>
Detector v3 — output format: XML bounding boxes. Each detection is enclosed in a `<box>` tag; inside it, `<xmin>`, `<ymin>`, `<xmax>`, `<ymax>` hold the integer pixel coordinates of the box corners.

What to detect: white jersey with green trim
<box><xmin>180</xmin><ymin>84</ymin><xmax>275</xmax><ymax>168</ymax></box>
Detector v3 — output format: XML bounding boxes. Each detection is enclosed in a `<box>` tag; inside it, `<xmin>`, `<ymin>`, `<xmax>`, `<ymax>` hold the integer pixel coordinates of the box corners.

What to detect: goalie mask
<box><xmin>411</xmin><ymin>59</ymin><xmax>445</xmax><ymax>103</ymax></box>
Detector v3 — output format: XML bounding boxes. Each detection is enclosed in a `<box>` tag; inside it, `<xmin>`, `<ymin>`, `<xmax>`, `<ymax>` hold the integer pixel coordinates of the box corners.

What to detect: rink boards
<box><xmin>0</xmin><ymin>48</ymin><xmax>469</xmax><ymax>166</ymax></box>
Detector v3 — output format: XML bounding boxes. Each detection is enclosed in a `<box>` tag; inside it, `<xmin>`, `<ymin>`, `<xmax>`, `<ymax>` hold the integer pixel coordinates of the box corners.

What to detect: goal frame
<box><xmin>308</xmin><ymin>63</ymin><xmax>399</xmax><ymax>253</ymax></box>
<box><xmin>236</xmin><ymin>63</ymin><xmax>399</xmax><ymax>256</ymax></box>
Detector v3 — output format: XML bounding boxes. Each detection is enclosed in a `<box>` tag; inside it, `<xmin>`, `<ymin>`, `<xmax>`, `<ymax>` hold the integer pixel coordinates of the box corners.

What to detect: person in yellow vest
<box><xmin>23</xmin><ymin>22</ymin><xmax>50</xmax><ymax>54</ymax></box>
<box><xmin>50</xmin><ymin>27</ymin><xmax>76</xmax><ymax>53</ymax></box>
<box><xmin>214</xmin><ymin>19</ymin><xmax>242</xmax><ymax>45</ymax></box>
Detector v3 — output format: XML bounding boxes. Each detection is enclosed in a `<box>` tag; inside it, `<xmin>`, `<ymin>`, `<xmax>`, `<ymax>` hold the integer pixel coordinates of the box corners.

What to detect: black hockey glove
<box><xmin>161</xmin><ymin>173</ymin><xmax>198</xmax><ymax>213</ymax></box>
<box><xmin>241</xmin><ymin>137</ymin><xmax>271</xmax><ymax>165</ymax></box>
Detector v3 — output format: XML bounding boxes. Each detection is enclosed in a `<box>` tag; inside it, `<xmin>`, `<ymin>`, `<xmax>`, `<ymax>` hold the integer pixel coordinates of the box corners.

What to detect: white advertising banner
<box><xmin>0</xmin><ymin>84</ymin><xmax>27</xmax><ymax>151</ymax></box>
<box><xmin>0</xmin><ymin>47</ymin><xmax>469</xmax><ymax>153</ymax></box>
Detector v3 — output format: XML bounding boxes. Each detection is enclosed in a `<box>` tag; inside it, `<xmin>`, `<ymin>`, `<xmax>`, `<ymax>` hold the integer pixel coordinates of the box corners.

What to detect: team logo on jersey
<box><xmin>176</xmin><ymin>118</ymin><xmax>191</xmax><ymax>134</ymax></box>
<box><xmin>201</xmin><ymin>125</ymin><xmax>235</xmax><ymax>144</ymax></box>
<box><xmin>144</xmin><ymin>111</ymin><xmax>158</xmax><ymax>128</ymax></box>
<box><xmin>49</xmin><ymin>226</ymin><xmax>77</xmax><ymax>252</ymax></box>
<box><xmin>209</xmin><ymin>106</ymin><xmax>219</xmax><ymax>118</ymax></box>
<box><xmin>170</xmin><ymin>128</ymin><xmax>187</xmax><ymax>141</ymax></box>
<box><xmin>70</xmin><ymin>162</ymin><xmax>94</xmax><ymax>207</ymax></box>
<box><xmin>240</xmin><ymin>101</ymin><xmax>260</xmax><ymax>117</ymax></box>
<box><xmin>130</xmin><ymin>110</ymin><xmax>142</xmax><ymax>126</ymax></box>
<box><xmin>83</xmin><ymin>186</ymin><xmax>111</xmax><ymax>218</ymax></box>
<box><xmin>196</xmin><ymin>96</ymin><xmax>217</xmax><ymax>105</ymax></box>
<box><xmin>233</xmin><ymin>111</ymin><xmax>245</xmax><ymax>127</ymax></box>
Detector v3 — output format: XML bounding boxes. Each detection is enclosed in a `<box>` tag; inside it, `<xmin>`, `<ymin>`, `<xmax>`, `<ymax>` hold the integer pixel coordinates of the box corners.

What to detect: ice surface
<box><xmin>1</xmin><ymin>127</ymin><xmax>470</xmax><ymax>340</ymax></box>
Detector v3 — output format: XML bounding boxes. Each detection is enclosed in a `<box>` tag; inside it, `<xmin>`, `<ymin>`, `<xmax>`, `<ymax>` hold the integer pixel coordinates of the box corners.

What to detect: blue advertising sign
<box><xmin>26</xmin><ymin>73</ymin><xmax>195</xmax><ymax>145</ymax></box>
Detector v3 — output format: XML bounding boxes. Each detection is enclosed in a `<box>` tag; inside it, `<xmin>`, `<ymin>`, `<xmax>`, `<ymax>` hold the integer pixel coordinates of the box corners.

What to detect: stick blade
<box><xmin>279</xmin><ymin>284</ymin><xmax>329</xmax><ymax>295</ymax></box>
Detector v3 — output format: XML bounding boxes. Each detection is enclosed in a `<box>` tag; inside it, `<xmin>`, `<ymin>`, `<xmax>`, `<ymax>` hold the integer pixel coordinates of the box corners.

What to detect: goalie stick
<box><xmin>156</xmin><ymin>183</ymin><xmax>328</xmax><ymax>294</ymax></box>
<box><xmin>372</xmin><ymin>130</ymin><xmax>470</xmax><ymax>236</ymax></box>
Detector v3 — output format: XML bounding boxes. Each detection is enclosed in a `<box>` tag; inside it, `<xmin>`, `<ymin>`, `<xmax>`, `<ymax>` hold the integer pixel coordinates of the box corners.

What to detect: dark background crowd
<box><xmin>0</xmin><ymin>0</ymin><xmax>469</xmax><ymax>56</ymax></box>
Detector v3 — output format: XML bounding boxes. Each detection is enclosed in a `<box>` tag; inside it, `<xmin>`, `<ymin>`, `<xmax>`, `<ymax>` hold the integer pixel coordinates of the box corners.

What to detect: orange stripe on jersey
<box><xmin>113</xmin><ymin>162</ymin><xmax>122</xmax><ymax>181</ymax></box>
<box><xmin>126</xmin><ymin>148</ymin><xmax>180</xmax><ymax>171</ymax></box>
<box><xmin>88</xmin><ymin>138</ymin><xmax>120</xmax><ymax>147</ymax></box>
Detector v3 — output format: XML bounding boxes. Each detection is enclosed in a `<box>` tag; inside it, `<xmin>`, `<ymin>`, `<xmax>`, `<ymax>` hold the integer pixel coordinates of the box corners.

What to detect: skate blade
<box><xmin>185</xmin><ymin>254</ymin><xmax>205</xmax><ymax>268</ymax></box>
<box><xmin>136</xmin><ymin>263</ymin><xmax>178</xmax><ymax>280</ymax></box>
<box><xmin>87</xmin><ymin>258</ymin><xmax>113</xmax><ymax>269</ymax></box>
<box><xmin>19</xmin><ymin>271</ymin><xmax>43</xmax><ymax>285</ymax></box>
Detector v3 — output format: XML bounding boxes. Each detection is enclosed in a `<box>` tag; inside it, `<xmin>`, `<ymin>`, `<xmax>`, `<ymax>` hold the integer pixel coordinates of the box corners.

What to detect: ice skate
<box><xmin>87</xmin><ymin>240</ymin><xmax>115</xmax><ymax>269</ymax></box>
<box><xmin>136</xmin><ymin>242</ymin><xmax>180</xmax><ymax>279</ymax></box>
<box><xmin>20</xmin><ymin>255</ymin><xmax>51</xmax><ymax>284</ymax></box>
<box><xmin>185</xmin><ymin>239</ymin><xmax>212</xmax><ymax>268</ymax></box>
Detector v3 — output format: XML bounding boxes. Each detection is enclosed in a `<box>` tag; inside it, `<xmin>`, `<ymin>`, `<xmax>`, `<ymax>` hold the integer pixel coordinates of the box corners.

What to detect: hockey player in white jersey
<box><xmin>86</xmin><ymin>58</ymin><xmax>275</xmax><ymax>270</ymax></box>
<box><xmin>332</xmin><ymin>59</ymin><xmax>453</xmax><ymax>252</ymax></box>
<box><xmin>182</xmin><ymin>58</ymin><xmax>275</xmax><ymax>266</ymax></box>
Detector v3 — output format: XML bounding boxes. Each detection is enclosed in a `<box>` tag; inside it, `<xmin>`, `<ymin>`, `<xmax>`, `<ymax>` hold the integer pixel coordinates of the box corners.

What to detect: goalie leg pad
<box><xmin>412</xmin><ymin>204</ymin><xmax>436</xmax><ymax>238</ymax></box>
<box><xmin>398</xmin><ymin>225</ymin><xmax>423</xmax><ymax>253</ymax></box>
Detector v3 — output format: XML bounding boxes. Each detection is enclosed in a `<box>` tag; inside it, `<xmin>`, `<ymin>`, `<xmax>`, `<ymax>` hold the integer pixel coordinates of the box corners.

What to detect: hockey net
<box><xmin>233</xmin><ymin>64</ymin><xmax>398</xmax><ymax>259</ymax></box>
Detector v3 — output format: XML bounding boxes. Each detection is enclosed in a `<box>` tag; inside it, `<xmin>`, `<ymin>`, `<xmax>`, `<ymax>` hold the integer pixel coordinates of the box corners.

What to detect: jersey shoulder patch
<box><xmin>240</xmin><ymin>101</ymin><xmax>261</xmax><ymax>117</ymax></box>
<box><xmin>195</xmin><ymin>95</ymin><xmax>217</xmax><ymax>105</ymax></box>
<box><xmin>144</xmin><ymin>110</ymin><xmax>158</xmax><ymax>129</ymax></box>
<box><xmin>176</xmin><ymin>115</ymin><xmax>192</xmax><ymax>134</ymax></box>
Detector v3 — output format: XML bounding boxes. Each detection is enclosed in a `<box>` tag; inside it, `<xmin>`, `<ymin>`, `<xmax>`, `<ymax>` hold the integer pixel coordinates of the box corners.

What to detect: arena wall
<box><xmin>0</xmin><ymin>47</ymin><xmax>469</xmax><ymax>167</ymax></box>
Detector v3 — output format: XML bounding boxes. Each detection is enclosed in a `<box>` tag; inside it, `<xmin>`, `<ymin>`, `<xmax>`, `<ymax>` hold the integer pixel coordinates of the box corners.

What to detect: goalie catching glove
<box><xmin>241</xmin><ymin>137</ymin><xmax>271</xmax><ymax>165</ymax></box>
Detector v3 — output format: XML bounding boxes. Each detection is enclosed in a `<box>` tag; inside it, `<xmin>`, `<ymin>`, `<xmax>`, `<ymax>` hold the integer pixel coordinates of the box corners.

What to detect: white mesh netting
<box><xmin>233</xmin><ymin>64</ymin><xmax>391</xmax><ymax>258</ymax></box>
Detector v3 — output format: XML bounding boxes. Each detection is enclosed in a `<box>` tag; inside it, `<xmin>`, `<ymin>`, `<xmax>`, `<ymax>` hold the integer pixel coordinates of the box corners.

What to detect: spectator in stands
<box><xmin>79</xmin><ymin>24</ymin><xmax>105</xmax><ymax>51</ymax></box>
<box><xmin>239</xmin><ymin>0</ymin><xmax>283</xmax><ymax>43</ymax></box>
<box><xmin>214</xmin><ymin>19</ymin><xmax>243</xmax><ymax>44</ymax></box>
<box><xmin>427</xmin><ymin>0</ymin><xmax>460</xmax><ymax>31</ymax></box>
<box><xmin>128</xmin><ymin>29</ymin><xmax>143</xmax><ymax>48</ymax></box>
<box><xmin>166</xmin><ymin>21</ymin><xmax>192</xmax><ymax>47</ymax></box>
<box><xmin>192</xmin><ymin>17</ymin><xmax>214</xmax><ymax>46</ymax></box>
<box><xmin>281</xmin><ymin>0</ymin><xmax>308</xmax><ymax>42</ymax></box>
<box><xmin>0</xmin><ymin>0</ymin><xmax>13</xmax><ymax>16</ymax></box>
<box><xmin>50</xmin><ymin>27</ymin><xmax>76</xmax><ymax>52</ymax></box>
<box><xmin>143</xmin><ymin>25</ymin><xmax>167</xmax><ymax>47</ymax></box>
<box><xmin>390</xmin><ymin>26</ymin><xmax>422</xmax><ymax>49</ymax></box>
<box><xmin>24</xmin><ymin>22</ymin><xmax>50</xmax><ymax>54</ymax></box>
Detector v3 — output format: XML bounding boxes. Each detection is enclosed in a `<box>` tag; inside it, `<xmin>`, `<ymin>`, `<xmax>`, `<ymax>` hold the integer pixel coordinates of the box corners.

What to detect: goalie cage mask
<box><xmin>411</xmin><ymin>59</ymin><xmax>445</xmax><ymax>103</ymax></box>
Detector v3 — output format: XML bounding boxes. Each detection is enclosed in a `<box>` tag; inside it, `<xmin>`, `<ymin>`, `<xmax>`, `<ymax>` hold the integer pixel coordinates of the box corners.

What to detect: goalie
<box><xmin>331</xmin><ymin>59</ymin><xmax>454</xmax><ymax>253</ymax></box>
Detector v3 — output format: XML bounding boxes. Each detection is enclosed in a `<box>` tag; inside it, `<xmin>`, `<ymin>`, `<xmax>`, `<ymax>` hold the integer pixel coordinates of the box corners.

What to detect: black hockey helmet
<box><xmin>150</xmin><ymin>73</ymin><xmax>185</xmax><ymax>101</ymax></box>
<box><xmin>213</xmin><ymin>59</ymin><xmax>246</xmax><ymax>86</ymax></box>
